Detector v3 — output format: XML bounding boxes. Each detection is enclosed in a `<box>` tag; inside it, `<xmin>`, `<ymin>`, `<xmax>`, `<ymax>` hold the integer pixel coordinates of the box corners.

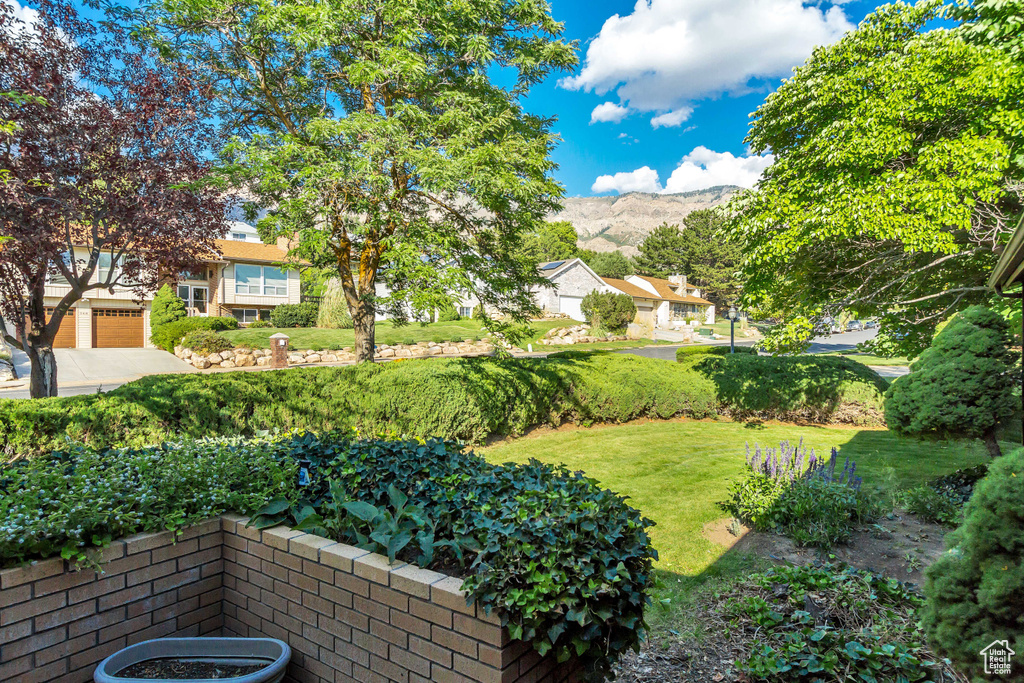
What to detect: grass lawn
<box><xmin>222</xmin><ymin>318</ymin><xmax>673</xmax><ymax>352</ymax></box>
<box><xmin>481</xmin><ymin>420</ymin><xmax>993</xmax><ymax>633</ymax></box>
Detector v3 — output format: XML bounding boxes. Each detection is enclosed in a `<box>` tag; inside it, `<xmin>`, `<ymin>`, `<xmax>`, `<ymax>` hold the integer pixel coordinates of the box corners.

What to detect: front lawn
<box><xmin>481</xmin><ymin>421</ymin><xmax>989</xmax><ymax>574</ymax></box>
<box><xmin>221</xmin><ymin>318</ymin><xmax>673</xmax><ymax>352</ymax></box>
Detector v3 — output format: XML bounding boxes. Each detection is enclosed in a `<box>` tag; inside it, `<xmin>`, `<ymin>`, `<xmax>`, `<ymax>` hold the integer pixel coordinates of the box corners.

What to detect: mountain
<box><xmin>549</xmin><ymin>186</ymin><xmax>739</xmax><ymax>256</ymax></box>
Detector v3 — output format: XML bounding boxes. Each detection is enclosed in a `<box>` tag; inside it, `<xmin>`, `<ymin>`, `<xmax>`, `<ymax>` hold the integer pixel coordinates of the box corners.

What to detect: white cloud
<box><xmin>592</xmin><ymin>146</ymin><xmax>774</xmax><ymax>195</ymax></box>
<box><xmin>590</xmin><ymin>101</ymin><xmax>631</xmax><ymax>124</ymax></box>
<box><xmin>664</xmin><ymin>146</ymin><xmax>774</xmax><ymax>192</ymax></box>
<box><xmin>650</xmin><ymin>107</ymin><xmax>693</xmax><ymax>129</ymax></box>
<box><xmin>3</xmin><ymin>0</ymin><xmax>40</xmax><ymax>35</ymax></box>
<box><xmin>592</xmin><ymin>166</ymin><xmax>662</xmax><ymax>194</ymax></box>
<box><xmin>561</xmin><ymin>0</ymin><xmax>852</xmax><ymax>113</ymax></box>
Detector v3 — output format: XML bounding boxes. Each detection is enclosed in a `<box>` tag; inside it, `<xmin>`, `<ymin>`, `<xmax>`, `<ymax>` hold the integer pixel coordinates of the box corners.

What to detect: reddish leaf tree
<box><xmin>0</xmin><ymin>0</ymin><xmax>225</xmax><ymax>397</ymax></box>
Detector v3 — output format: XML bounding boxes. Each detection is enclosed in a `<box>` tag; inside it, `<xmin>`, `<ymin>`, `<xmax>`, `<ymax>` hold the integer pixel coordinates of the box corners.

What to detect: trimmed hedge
<box><xmin>150</xmin><ymin>315</ymin><xmax>239</xmax><ymax>351</ymax></box>
<box><xmin>692</xmin><ymin>354</ymin><xmax>888</xmax><ymax>425</ymax></box>
<box><xmin>0</xmin><ymin>353</ymin><xmax>887</xmax><ymax>458</ymax></box>
<box><xmin>270</xmin><ymin>302</ymin><xmax>319</xmax><ymax>328</ymax></box>
<box><xmin>676</xmin><ymin>345</ymin><xmax>758</xmax><ymax>362</ymax></box>
<box><xmin>251</xmin><ymin>434</ymin><xmax>655</xmax><ymax>680</ymax></box>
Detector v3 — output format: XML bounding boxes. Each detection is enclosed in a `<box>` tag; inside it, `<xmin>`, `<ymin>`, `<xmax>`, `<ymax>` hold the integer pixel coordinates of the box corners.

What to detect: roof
<box><xmin>989</xmin><ymin>214</ymin><xmax>1024</xmax><ymax>292</ymax></box>
<box><xmin>633</xmin><ymin>275</ymin><xmax>713</xmax><ymax>305</ymax></box>
<box><xmin>603</xmin><ymin>278</ymin><xmax>663</xmax><ymax>300</ymax></box>
<box><xmin>213</xmin><ymin>239</ymin><xmax>290</xmax><ymax>264</ymax></box>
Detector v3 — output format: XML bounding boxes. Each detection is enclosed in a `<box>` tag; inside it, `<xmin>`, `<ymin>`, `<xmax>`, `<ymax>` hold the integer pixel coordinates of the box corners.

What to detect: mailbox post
<box><xmin>269</xmin><ymin>333</ymin><xmax>290</xmax><ymax>369</ymax></box>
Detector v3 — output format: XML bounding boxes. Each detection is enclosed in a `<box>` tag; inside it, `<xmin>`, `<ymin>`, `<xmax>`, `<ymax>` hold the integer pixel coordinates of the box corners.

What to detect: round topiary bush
<box><xmin>884</xmin><ymin>306</ymin><xmax>1018</xmax><ymax>457</ymax></box>
<box><xmin>180</xmin><ymin>329</ymin><xmax>234</xmax><ymax>355</ymax></box>
<box><xmin>921</xmin><ymin>447</ymin><xmax>1024</xmax><ymax>680</ymax></box>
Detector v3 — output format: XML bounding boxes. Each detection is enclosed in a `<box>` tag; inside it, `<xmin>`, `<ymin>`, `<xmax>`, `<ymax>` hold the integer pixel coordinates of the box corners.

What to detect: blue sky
<box><xmin>532</xmin><ymin>0</ymin><xmax>882</xmax><ymax>196</ymax></box>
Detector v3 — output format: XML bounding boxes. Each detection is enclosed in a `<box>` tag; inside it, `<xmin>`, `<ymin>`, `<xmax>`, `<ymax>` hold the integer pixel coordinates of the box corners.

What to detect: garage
<box><xmin>44</xmin><ymin>307</ymin><xmax>77</xmax><ymax>348</ymax></box>
<box><xmin>558</xmin><ymin>295</ymin><xmax>584</xmax><ymax>321</ymax></box>
<box><xmin>634</xmin><ymin>303</ymin><xmax>655</xmax><ymax>327</ymax></box>
<box><xmin>92</xmin><ymin>308</ymin><xmax>144</xmax><ymax>348</ymax></box>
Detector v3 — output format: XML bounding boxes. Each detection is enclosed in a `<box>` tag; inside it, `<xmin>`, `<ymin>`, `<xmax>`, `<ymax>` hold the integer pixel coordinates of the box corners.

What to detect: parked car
<box><xmin>864</xmin><ymin>320</ymin><xmax>878</xmax><ymax>329</ymax></box>
<box><xmin>846</xmin><ymin>320</ymin><xmax>864</xmax><ymax>331</ymax></box>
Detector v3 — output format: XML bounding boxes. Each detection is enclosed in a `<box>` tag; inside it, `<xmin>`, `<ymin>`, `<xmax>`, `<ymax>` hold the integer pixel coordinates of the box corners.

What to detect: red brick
<box><xmin>0</xmin><ymin>654</ymin><xmax>31</xmax><ymax>680</ymax></box>
<box><xmin>371</xmin><ymin>584</ymin><xmax>409</xmax><ymax>612</ymax></box>
<box><xmin>410</xmin><ymin>634</ymin><xmax>454</xmax><ymax>667</ymax></box>
<box><xmin>274</xmin><ymin>609</ymin><xmax>303</xmax><ymax>635</ymax></box>
<box><xmin>303</xmin><ymin>559</ymin><xmax>335</xmax><ymax>583</ymax></box>
<box><xmin>335</xmin><ymin>638</ymin><xmax>371</xmax><ymax>668</ymax></box>
<box><xmin>353</xmin><ymin>595</ymin><xmax>389</xmax><ymax>624</ymax></box>
<box><xmin>289</xmin><ymin>570</ymin><xmax>318</xmax><ymax>594</ymax></box>
<box><xmin>178</xmin><ymin>575</ymin><xmax>222</xmax><ymax>601</ymax></box>
<box><xmin>409</xmin><ymin>598</ymin><xmax>453</xmax><ymax>629</ymax></box>
<box><xmin>454</xmin><ymin>653</ymin><xmax>502</xmax><ymax>683</ymax></box>
<box><xmin>85</xmin><ymin>541</ymin><xmax>125</xmax><ymax>565</ymax></box>
<box><xmin>391</xmin><ymin>609</ymin><xmax>431</xmax><ymax>639</ymax></box>
<box><xmin>127</xmin><ymin>619</ymin><xmax>175</xmax><ymax>645</ymax></box>
<box><xmin>274</xmin><ymin>549</ymin><xmax>303</xmax><ymax>571</ymax></box>
<box><xmin>17</xmin><ymin>658</ymin><xmax>67</xmax><ymax>683</ymax></box>
<box><xmin>336</xmin><ymin>571</ymin><xmax>370</xmax><ymax>598</ymax></box>
<box><xmin>300</xmin><ymin>621</ymin><xmax>333</xmax><ymax>650</ymax></box>
<box><xmin>320</xmin><ymin>648</ymin><xmax>356</xmax><ymax>677</ymax></box>
<box><xmin>454</xmin><ymin>613</ymin><xmax>505</xmax><ymax>647</ymax></box>
<box><xmin>391</xmin><ymin>646</ymin><xmax>432</xmax><ymax>678</ymax></box>
<box><xmin>371</xmin><ymin>618</ymin><xmax>408</xmax><ymax>648</ymax></box>
<box><xmin>99</xmin><ymin>613</ymin><xmax>153</xmax><ymax>644</ymax></box>
<box><xmin>123</xmin><ymin>530</ymin><xmax>175</xmax><ymax>555</ymax></box>
<box><xmin>317</xmin><ymin>614</ymin><xmax>352</xmax><ymax>641</ymax></box>
<box><xmin>199</xmin><ymin>533</ymin><xmax>223</xmax><ymax>551</ymax></box>
<box><xmin>176</xmin><ymin>518</ymin><xmax>222</xmax><ymax>540</ymax></box>
<box><xmin>177</xmin><ymin>546</ymin><xmax>220</xmax><ymax>571</ymax></box>
<box><xmin>97</xmin><ymin>583</ymin><xmax>151</xmax><ymax>612</ymax></box>
<box><xmin>98</xmin><ymin>551</ymin><xmax>153</xmax><ymax>578</ymax></box>
<box><xmin>68</xmin><ymin>573</ymin><xmax>125</xmax><ymax>604</ymax></box>
<box><xmin>303</xmin><ymin>591</ymin><xmax>335</xmax><ymax>617</ymax></box>
<box><xmin>1</xmin><ymin>590</ymin><xmax>65</xmax><ymax>626</ymax></box>
<box><xmin>69</xmin><ymin>636</ymin><xmax>125</xmax><ymax>671</ymax></box>
<box><xmin>35</xmin><ymin>600</ymin><xmax>97</xmax><ymax>632</ymax></box>
<box><xmin>125</xmin><ymin>559</ymin><xmax>176</xmax><ymax>587</ymax></box>
<box><xmin>153</xmin><ymin>596</ymin><xmax>199</xmax><ymax>623</ymax></box>
<box><xmin>177</xmin><ymin>603</ymin><xmax>220</xmax><ymax>629</ymax></box>
<box><xmin>32</xmin><ymin>571</ymin><xmax>93</xmax><ymax>598</ymax></box>
<box><xmin>320</xmin><ymin>582</ymin><xmax>353</xmax><ymax>609</ymax></box>
<box><xmin>0</xmin><ymin>558</ymin><xmax>63</xmax><ymax>590</ymax></box>
<box><xmin>153</xmin><ymin>567</ymin><xmax>200</xmax><ymax>594</ymax></box>
<box><xmin>34</xmin><ymin>632</ymin><xmax>96</xmax><ymax>666</ymax></box>
<box><xmin>370</xmin><ymin>653</ymin><xmax>410</xmax><ymax>683</ymax></box>
<box><xmin>68</xmin><ymin>607</ymin><xmax>125</xmax><ymax>638</ymax></box>
<box><xmin>0</xmin><ymin>584</ymin><xmax>32</xmax><ymax>609</ymax></box>
<box><xmin>1</xmin><ymin>626</ymin><xmax>66</xmax><ymax>663</ymax></box>
<box><xmin>433</xmin><ymin>626</ymin><xmax>478</xmax><ymax>658</ymax></box>
<box><xmin>353</xmin><ymin>629</ymin><xmax>388</xmax><ymax>658</ymax></box>
<box><xmin>0</xmin><ymin>619</ymin><xmax>32</xmax><ymax>645</ymax></box>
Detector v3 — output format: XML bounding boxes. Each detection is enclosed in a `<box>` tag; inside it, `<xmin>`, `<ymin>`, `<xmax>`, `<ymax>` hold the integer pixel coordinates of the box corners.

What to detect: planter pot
<box><xmin>94</xmin><ymin>638</ymin><xmax>290</xmax><ymax>683</ymax></box>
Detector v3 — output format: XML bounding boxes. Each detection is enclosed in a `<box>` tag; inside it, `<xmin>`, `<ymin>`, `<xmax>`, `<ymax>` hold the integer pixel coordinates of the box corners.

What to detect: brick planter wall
<box><xmin>0</xmin><ymin>516</ymin><xmax>579</xmax><ymax>683</ymax></box>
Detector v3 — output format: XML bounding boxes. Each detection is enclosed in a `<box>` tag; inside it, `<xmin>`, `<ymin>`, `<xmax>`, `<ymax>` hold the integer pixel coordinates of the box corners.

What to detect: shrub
<box><xmin>150</xmin><ymin>284</ymin><xmax>187</xmax><ymax>329</ymax></box>
<box><xmin>249</xmin><ymin>435</ymin><xmax>656</xmax><ymax>680</ymax></box>
<box><xmin>150</xmin><ymin>316</ymin><xmax>238</xmax><ymax>351</ymax></box>
<box><xmin>437</xmin><ymin>303</ymin><xmax>460</xmax><ymax>322</ymax></box>
<box><xmin>676</xmin><ymin>345</ymin><xmax>757</xmax><ymax>362</ymax></box>
<box><xmin>580</xmin><ymin>291</ymin><xmax>636</xmax><ymax>331</ymax></box>
<box><xmin>902</xmin><ymin>485</ymin><xmax>964</xmax><ymax>527</ymax></box>
<box><xmin>693</xmin><ymin>354</ymin><xmax>888</xmax><ymax>425</ymax></box>
<box><xmin>724</xmin><ymin>564</ymin><xmax>953</xmax><ymax>682</ymax></box>
<box><xmin>0</xmin><ymin>437</ymin><xmax>296</xmax><ymax>567</ymax></box>
<box><xmin>886</xmin><ymin>305</ymin><xmax>1018</xmax><ymax>457</ymax></box>
<box><xmin>247</xmin><ymin>319</ymin><xmax>272</xmax><ymax>329</ymax></box>
<box><xmin>270</xmin><ymin>302</ymin><xmax>319</xmax><ymax>328</ymax></box>
<box><xmin>180</xmin><ymin>330</ymin><xmax>234</xmax><ymax>355</ymax></box>
<box><xmin>722</xmin><ymin>442</ymin><xmax>882</xmax><ymax>549</ymax></box>
<box><xmin>316</xmin><ymin>279</ymin><xmax>354</xmax><ymax>329</ymax></box>
<box><xmin>922</xmin><ymin>447</ymin><xmax>1024</xmax><ymax>678</ymax></box>
<box><xmin>472</xmin><ymin>304</ymin><xmax>486</xmax><ymax>320</ymax></box>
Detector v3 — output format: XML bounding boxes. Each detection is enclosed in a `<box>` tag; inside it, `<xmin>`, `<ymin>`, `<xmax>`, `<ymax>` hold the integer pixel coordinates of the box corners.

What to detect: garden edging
<box><xmin>0</xmin><ymin>515</ymin><xmax>578</xmax><ymax>683</ymax></box>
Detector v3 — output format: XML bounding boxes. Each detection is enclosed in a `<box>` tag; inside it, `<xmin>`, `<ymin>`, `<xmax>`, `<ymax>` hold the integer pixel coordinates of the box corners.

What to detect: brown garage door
<box><xmin>92</xmin><ymin>309</ymin><xmax>144</xmax><ymax>348</ymax></box>
<box><xmin>26</xmin><ymin>308</ymin><xmax>77</xmax><ymax>348</ymax></box>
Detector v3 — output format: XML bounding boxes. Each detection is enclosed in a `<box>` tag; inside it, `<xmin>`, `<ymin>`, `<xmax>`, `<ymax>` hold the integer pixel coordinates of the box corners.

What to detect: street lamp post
<box><xmin>729</xmin><ymin>305</ymin><xmax>737</xmax><ymax>354</ymax></box>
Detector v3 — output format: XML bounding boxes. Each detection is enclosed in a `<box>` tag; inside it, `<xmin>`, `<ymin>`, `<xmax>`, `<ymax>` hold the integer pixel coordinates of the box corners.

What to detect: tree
<box><xmin>921</xmin><ymin>447</ymin><xmax>1024</xmax><ymax>680</ymax></box>
<box><xmin>520</xmin><ymin>221</ymin><xmax>579</xmax><ymax>263</ymax></box>
<box><xmin>150</xmin><ymin>285</ymin><xmax>188</xmax><ymax>330</ymax></box>
<box><xmin>579</xmin><ymin>249</ymin><xmax>634</xmax><ymax>279</ymax></box>
<box><xmin>0</xmin><ymin>0</ymin><xmax>225</xmax><ymax>397</ymax></box>
<box><xmin>633</xmin><ymin>223</ymin><xmax>687</xmax><ymax>278</ymax></box>
<box><xmin>731</xmin><ymin>0</ymin><xmax>1023</xmax><ymax>357</ymax></box>
<box><xmin>140</xmin><ymin>0</ymin><xmax>577</xmax><ymax>362</ymax></box>
<box><xmin>679</xmin><ymin>209</ymin><xmax>742</xmax><ymax>309</ymax></box>
<box><xmin>317</xmin><ymin>279</ymin><xmax>355</xmax><ymax>330</ymax></box>
<box><xmin>581</xmin><ymin>291</ymin><xmax>636</xmax><ymax>332</ymax></box>
<box><xmin>885</xmin><ymin>306</ymin><xmax>1018</xmax><ymax>458</ymax></box>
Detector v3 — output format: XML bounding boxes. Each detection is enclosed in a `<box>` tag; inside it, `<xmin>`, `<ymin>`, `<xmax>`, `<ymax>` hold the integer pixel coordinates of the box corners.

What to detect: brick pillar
<box><xmin>269</xmin><ymin>333</ymin><xmax>289</xmax><ymax>369</ymax></box>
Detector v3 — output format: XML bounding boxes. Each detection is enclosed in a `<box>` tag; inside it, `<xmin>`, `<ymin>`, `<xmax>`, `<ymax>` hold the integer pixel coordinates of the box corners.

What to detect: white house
<box><xmin>603</xmin><ymin>274</ymin><xmax>715</xmax><ymax>326</ymax></box>
<box><xmin>532</xmin><ymin>258</ymin><xmax>611</xmax><ymax>320</ymax></box>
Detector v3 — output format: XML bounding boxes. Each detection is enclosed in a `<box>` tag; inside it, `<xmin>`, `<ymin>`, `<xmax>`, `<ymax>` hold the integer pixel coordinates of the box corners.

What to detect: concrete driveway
<box><xmin>2</xmin><ymin>347</ymin><xmax>196</xmax><ymax>398</ymax></box>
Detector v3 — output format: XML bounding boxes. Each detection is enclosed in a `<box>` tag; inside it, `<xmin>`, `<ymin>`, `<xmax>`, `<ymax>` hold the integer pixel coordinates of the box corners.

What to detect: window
<box><xmin>177</xmin><ymin>285</ymin><xmax>190</xmax><ymax>301</ymax></box>
<box><xmin>49</xmin><ymin>252</ymin><xmax>73</xmax><ymax>285</ymax></box>
<box><xmin>179</xmin><ymin>269</ymin><xmax>205</xmax><ymax>281</ymax></box>
<box><xmin>97</xmin><ymin>253</ymin><xmax>117</xmax><ymax>283</ymax></box>
<box><xmin>231</xmin><ymin>232</ymin><xmax>247</xmax><ymax>241</ymax></box>
<box><xmin>263</xmin><ymin>267</ymin><xmax>287</xmax><ymax>296</ymax></box>
<box><xmin>235</xmin><ymin>264</ymin><xmax>262</xmax><ymax>294</ymax></box>
<box><xmin>235</xmin><ymin>264</ymin><xmax>288</xmax><ymax>296</ymax></box>
<box><xmin>458</xmin><ymin>307</ymin><xmax>473</xmax><ymax>318</ymax></box>
<box><xmin>231</xmin><ymin>308</ymin><xmax>270</xmax><ymax>324</ymax></box>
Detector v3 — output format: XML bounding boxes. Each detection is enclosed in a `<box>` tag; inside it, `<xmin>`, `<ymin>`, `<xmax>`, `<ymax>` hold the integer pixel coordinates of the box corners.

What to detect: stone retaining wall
<box><xmin>0</xmin><ymin>516</ymin><xmax>578</xmax><ymax>683</ymax></box>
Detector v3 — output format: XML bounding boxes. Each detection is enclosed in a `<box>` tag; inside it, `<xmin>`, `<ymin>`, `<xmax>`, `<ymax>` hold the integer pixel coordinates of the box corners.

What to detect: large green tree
<box><xmin>519</xmin><ymin>220</ymin><xmax>579</xmax><ymax>263</ymax></box>
<box><xmin>676</xmin><ymin>208</ymin><xmax>742</xmax><ymax>308</ymax></box>
<box><xmin>731</xmin><ymin>0</ymin><xmax>1023</xmax><ymax>357</ymax></box>
<box><xmin>632</xmin><ymin>222</ymin><xmax>687</xmax><ymax>278</ymax></box>
<box><xmin>139</xmin><ymin>0</ymin><xmax>577</xmax><ymax>361</ymax></box>
<box><xmin>579</xmin><ymin>249</ymin><xmax>634</xmax><ymax>279</ymax></box>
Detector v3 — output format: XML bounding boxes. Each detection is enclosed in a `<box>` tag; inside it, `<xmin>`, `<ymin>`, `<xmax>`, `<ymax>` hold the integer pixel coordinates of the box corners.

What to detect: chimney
<box><xmin>668</xmin><ymin>274</ymin><xmax>687</xmax><ymax>290</ymax></box>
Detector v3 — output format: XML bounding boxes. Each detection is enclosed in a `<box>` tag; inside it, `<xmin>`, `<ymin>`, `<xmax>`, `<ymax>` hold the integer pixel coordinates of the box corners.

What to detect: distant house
<box><xmin>532</xmin><ymin>259</ymin><xmax>611</xmax><ymax>320</ymax></box>
<box><xmin>36</xmin><ymin>221</ymin><xmax>300</xmax><ymax>349</ymax></box>
<box><xmin>603</xmin><ymin>274</ymin><xmax>715</xmax><ymax>326</ymax></box>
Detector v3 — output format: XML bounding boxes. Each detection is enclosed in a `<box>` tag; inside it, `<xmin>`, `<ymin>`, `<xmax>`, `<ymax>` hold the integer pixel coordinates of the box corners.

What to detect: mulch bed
<box><xmin>115</xmin><ymin>659</ymin><xmax>268</xmax><ymax>680</ymax></box>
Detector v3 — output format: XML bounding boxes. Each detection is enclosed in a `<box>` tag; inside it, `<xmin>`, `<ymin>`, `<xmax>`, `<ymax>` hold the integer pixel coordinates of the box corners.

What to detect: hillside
<box><xmin>550</xmin><ymin>186</ymin><xmax>738</xmax><ymax>255</ymax></box>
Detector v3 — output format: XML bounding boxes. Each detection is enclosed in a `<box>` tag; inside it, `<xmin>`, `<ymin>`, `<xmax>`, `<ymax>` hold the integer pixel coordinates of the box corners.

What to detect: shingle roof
<box><xmin>603</xmin><ymin>278</ymin><xmax>663</xmax><ymax>300</ymax></box>
<box><xmin>213</xmin><ymin>239</ymin><xmax>290</xmax><ymax>264</ymax></box>
<box><xmin>632</xmin><ymin>275</ymin><xmax>713</xmax><ymax>305</ymax></box>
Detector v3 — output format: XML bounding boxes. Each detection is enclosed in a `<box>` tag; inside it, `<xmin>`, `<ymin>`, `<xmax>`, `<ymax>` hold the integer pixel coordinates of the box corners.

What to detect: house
<box><xmin>532</xmin><ymin>258</ymin><xmax>611</xmax><ymax>320</ymax></box>
<box><xmin>38</xmin><ymin>221</ymin><xmax>300</xmax><ymax>349</ymax></box>
<box><xmin>603</xmin><ymin>274</ymin><xmax>715</xmax><ymax>326</ymax></box>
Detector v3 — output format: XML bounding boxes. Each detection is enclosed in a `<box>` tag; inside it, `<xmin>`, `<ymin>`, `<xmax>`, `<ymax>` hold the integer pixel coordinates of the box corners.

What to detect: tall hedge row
<box><xmin>0</xmin><ymin>353</ymin><xmax>887</xmax><ymax>459</ymax></box>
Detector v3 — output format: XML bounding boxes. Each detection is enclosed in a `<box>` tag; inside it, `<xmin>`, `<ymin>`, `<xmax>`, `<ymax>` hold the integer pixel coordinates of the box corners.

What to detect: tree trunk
<box><xmin>352</xmin><ymin>298</ymin><xmax>376</xmax><ymax>363</ymax></box>
<box><xmin>27</xmin><ymin>343</ymin><xmax>58</xmax><ymax>398</ymax></box>
<box><xmin>983</xmin><ymin>426</ymin><xmax>1002</xmax><ymax>458</ymax></box>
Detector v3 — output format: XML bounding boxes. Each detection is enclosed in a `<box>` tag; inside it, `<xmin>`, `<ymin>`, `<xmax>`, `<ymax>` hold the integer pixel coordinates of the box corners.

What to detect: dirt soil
<box><xmin>702</xmin><ymin>509</ymin><xmax>950</xmax><ymax>587</ymax></box>
<box><xmin>614</xmin><ymin>511</ymin><xmax>953</xmax><ymax>682</ymax></box>
<box><xmin>115</xmin><ymin>659</ymin><xmax>268</xmax><ymax>679</ymax></box>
